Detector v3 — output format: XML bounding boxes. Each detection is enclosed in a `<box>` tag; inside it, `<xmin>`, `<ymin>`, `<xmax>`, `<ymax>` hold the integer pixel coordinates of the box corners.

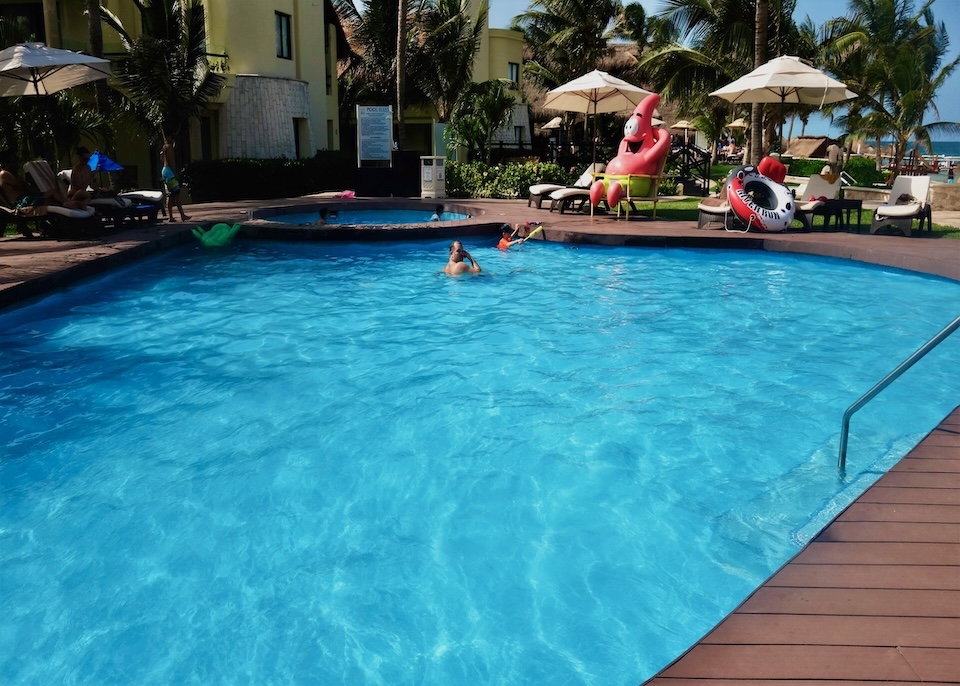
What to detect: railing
<box><xmin>838</xmin><ymin>315</ymin><xmax>960</xmax><ymax>470</ymax></box>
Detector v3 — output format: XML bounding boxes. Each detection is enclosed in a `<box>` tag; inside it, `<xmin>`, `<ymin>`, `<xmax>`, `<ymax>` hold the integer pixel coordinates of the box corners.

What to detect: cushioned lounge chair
<box><xmin>57</xmin><ymin>169</ymin><xmax>162</xmax><ymax>224</ymax></box>
<box><xmin>869</xmin><ymin>175</ymin><xmax>932</xmax><ymax>236</ymax></box>
<box><xmin>793</xmin><ymin>174</ymin><xmax>842</xmax><ymax>231</ymax></box>
<box><xmin>529</xmin><ymin>163</ymin><xmax>604</xmax><ymax>209</ymax></box>
<box><xmin>22</xmin><ymin>161</ymin><xmax>100</xmax><ymax>236</ymax></box>
<box><xmin>697</xmin><ymin>196</ymin><xmax>735</xmax><ymax>230</ymax></box>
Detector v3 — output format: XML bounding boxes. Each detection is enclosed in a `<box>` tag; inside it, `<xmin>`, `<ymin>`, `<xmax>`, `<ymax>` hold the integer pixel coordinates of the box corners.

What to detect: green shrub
<box><xmin>446</xmin><ymin>160</ymin><xmax>572</xmax><ymax>198</ymax></box>
<box><xmin>182</xmin><ymin>152</ymin><xmax>358</xmax><ymax>202</ymax></box>
<box><xmin>787</xmin><ymin>156</ymin><xmax>885</xmax><ymax>187</ymax></box>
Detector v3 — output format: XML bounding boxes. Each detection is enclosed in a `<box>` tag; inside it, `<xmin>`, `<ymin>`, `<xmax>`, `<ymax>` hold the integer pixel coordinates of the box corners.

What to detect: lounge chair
<box><xmin>21</xmin><ymin>161</ymin><xmax>100</xmax><ymax>235</ymax></box>
<box><xmin>793</xmin><ymin>174</ymin><xmax>842</xmax><ymax>231</ymax></box>
<box><xmin>870</xmin><ymin>175</ymin><xmax>932</xmax><ymax>236</ymax></box>
<box><xmin>697</xmin><ymin>196</ymin><xmax>736</xmax><ymax>230</ymax></box>
<box><xmin>57</xmin><ymin>169</ymin><xmax>162</xmax><ymax>224</ymax></box>
<box><xmin>1</xmin><ymin>197</ymin><xmax>97</xmax><ymax>238</ymax></box>
<box><xmin>529</xmin><ymin>163</ymin><xmax>604</xmax><ymax>209</ymax></box>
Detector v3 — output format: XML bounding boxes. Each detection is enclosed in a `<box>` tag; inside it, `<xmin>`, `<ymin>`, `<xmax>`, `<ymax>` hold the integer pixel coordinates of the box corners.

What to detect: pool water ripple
<box><xmin>1</xmin><ymin>240</ymin><xmax>959</xmax><ymax>684</ymax></box>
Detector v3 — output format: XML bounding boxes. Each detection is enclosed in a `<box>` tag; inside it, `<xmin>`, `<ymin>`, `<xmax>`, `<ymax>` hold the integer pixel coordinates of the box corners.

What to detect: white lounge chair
<box><xmin>870</xmin><ymin>175</ymin><xmax>932</xmax><ymax>236</ymax></box>
<box><xmin>793</xmin><ymin>174</ymin><xmax>842</xmax><ymax>230</ymax></box>
<box><xmin>57</xmin><ymin>169</ymin><xmax>165</xmax><ymax>223</ymax></box>
<box><xmin>529</xmin><ymin>163</ymin><xmax>604</xmax><ymax>209</ymax></box>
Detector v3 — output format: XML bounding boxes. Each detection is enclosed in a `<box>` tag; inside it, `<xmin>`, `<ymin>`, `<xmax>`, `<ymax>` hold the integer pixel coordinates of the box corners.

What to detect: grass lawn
<box><xmin>626</xmin><ymin>197</ymin><xmax>960</xmax><ymax>238</ymax></box>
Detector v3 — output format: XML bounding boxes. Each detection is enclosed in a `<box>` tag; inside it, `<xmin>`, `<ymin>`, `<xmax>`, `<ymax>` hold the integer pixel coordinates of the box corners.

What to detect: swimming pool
<box><xmin>2</xmin><ymin>241</ymin><xmax>958</xmax><ymax>684</ymax></box>
<box><xmin>255</xmin><ymin>207</ymin><xmax>470</xmax><ymax>225</ymax></box>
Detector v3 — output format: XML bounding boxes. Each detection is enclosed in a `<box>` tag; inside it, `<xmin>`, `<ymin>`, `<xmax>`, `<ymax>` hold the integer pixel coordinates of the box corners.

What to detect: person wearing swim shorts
<box><xmin>443</xmin><ymin>240</ymin><xmax>481</xmax><ymax>275</ymax></box>
<box><xmin>161</xmin><ymin>133</ymin><xmax>191</xmax><ymax>223</ymax></box>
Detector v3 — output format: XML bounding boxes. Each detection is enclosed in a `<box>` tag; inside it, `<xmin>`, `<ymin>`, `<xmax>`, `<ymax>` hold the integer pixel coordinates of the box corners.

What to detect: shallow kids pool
<box><xmin>2</xmin><ymin>240</ymin><xmax>958</xmax><ymax>684</ymax></box>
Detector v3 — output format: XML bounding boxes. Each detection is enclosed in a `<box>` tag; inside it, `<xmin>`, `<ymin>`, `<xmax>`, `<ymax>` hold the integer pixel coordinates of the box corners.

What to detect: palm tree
<box><xmin>84</xmin><ymin>0</ymin><xmax>109</xmax><ymax>112</ymax></box>
<box><xmin>412</xmin><ymin>0</ymin><xmax>488</xmax><ymax>122</ymax></box>
<box><xmin>396</xmin><ymin>0</ymin><xmax>409</xmax><ymax>147</ymax></box>
<box><xmin>100</xmin><ymin>0</ymin><xmax>225</xmax><ymax>141</ymax></box>
<box><xmin>750</xmin><ymin>0</ymin><xmax>768</xmax><ymax>163</ymax></box>
<box><xmin>448</xmin><ymin>80</ymin><xmax>517</xmax><ymax>163</ymax></box>
<box><xmin>511</xmin><ymin>0</ymin><xmax>625</xmax><ymax>91</ymax></box>
<box><xmin>335</xmin><ymin>0</ymin><xmax>420</xmax><ymax>119</ymax></box>
<box><xmin>637</xmin><ymin>0</ymin><xmax>805</xmax><ymax>161</ymax></box>
<box><xmin>825</xmin><ymin>0</ymin><xmax>960</xmax><ymax>176</ymax></box>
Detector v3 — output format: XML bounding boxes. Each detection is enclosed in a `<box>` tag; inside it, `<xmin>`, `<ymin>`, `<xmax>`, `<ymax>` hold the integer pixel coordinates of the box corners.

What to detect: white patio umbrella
<box><xmin>726</xmin><ymin>117</ymin><xmax>748</xmax><ymax>129</ymax></box>
<box><xmin>710</xmin><ymin>55</ymin><xmax>856</xmax><ymax>151</ymax></box>
<box><xmin>0</xmin><ymin>42</ymin><xmax>112</xmax><ymax>97</ymax></box>
<box><xmin>543</xmin><ymin>69</ymin><xmax>654</xmax><ymax>165</ymax></box>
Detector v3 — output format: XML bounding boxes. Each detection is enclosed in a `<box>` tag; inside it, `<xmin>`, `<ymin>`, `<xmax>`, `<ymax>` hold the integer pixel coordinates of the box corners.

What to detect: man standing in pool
<box><xmin>443</xmin><ymin>241</ymin><xmax>481</xmax><ymax>275</ymax></box>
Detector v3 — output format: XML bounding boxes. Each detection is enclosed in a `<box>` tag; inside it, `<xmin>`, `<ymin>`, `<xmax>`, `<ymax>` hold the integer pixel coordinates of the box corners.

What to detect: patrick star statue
<box><xmin>589</xmin><ymin>93</ymin><xmax>671</xmax><ymax>208</ymax></box>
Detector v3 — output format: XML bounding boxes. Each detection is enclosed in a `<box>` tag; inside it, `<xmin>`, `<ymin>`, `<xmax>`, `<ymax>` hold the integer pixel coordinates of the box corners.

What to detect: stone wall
<box><xmin>491</xmin><ymin>105</ymin><xmax>531</xmax><ymax>146</ymax></box>
<box><xmin>220</xmin><ymin>75</ymin><xmax>313</xmax><ymax>159</ymax></box>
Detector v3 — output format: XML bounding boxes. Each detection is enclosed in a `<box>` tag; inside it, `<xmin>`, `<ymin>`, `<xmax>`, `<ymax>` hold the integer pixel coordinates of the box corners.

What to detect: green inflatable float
<box><xmin>192</xmin><ymin>223</ymin><xmax>240</xmax><ymax>247</ymax></box>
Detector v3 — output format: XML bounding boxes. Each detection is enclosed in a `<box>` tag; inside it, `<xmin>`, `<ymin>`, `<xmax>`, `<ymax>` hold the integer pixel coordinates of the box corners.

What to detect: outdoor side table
<box><xmin>816</xmin><ymin>198</ymin><xmax>863</xmax><ymax>231</ymax></box>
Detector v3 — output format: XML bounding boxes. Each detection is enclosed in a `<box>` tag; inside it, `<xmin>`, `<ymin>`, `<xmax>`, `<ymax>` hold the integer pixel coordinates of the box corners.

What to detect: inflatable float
<box><xmin>726</xmin><ymin>158</ymin><xmax>795</xmax><ymax>232</ymax></box>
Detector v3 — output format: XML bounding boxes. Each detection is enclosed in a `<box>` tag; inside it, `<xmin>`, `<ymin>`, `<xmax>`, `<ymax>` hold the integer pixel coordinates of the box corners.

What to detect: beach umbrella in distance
<box><xmin>671</xmin><ymin>119</ymin><xmax>697</xmax><ymax>144</ymax></box>
<box><xmin>543</xmin><ymin>69</ymin><xmax>654</xmax><ymax>166</ymax></box>
<box><xmin>710</xmin><ymin>56</ymin><xmax>855</xmax><ymax>152</ymax></box>
<box><xmin>726</xmin><ymin>117</ymin><xmax>748</xmax><ymax>129</ymax></box>
<box><xmin>0</xmin><ymin>42</ymin><xmax>112</xmax><ymax>97</ymax></box>
<box><xmin>540</xmin><ymin>116</ymin><xmax>563</xmax><ymax>131</ymax></box>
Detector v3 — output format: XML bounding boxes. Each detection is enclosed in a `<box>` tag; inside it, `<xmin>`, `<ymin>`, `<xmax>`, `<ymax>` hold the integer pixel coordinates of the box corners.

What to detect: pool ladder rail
<box><xmin>838</xmin><ymin>314</ymin><xmax>960</xmax><ymax>470</ymax></box>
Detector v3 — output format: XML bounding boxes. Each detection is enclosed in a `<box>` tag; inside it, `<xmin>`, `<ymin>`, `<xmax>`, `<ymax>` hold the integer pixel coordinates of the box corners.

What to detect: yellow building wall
<box><xmin>487</xmin><ymin>29</ymin><xmax>524</xmax><ymax>85</ymax></box>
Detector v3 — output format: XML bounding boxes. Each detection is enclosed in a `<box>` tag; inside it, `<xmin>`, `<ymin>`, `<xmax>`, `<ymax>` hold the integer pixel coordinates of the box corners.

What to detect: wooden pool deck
<box><xmin>646</xmin><ymin>406</ymin><xmax>960</xmax><ymax>685</ymax></box>
<box><xmin>2</xmin><ymin>197</ymin><xmax>959</xmax><ymax>684</ymax></box>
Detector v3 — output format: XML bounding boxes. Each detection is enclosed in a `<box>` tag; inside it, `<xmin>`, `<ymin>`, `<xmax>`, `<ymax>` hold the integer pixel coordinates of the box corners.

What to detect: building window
<box><xmin>514</xmin><ymin>126</ymin><xmax>524</xmax><ymax>143</ymax></box>
<box><xmin>508</xmin><ymin>62</ymin><xmax>520</xmax><ymax>83</ymax></box>
<box><xmin>276</xmin><ymin>12</ymin><xmax>292</xmax><ymax>60</ymax></box>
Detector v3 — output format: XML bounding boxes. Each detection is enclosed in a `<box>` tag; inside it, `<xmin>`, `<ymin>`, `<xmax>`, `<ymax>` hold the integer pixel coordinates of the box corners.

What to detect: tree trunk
<box><xmin>750</xmin><ymin>0</ymin><xmax>769</xmax><ymax>165</ymax></box>
<box><xmin>41</xmin><ymin>0</ymin><xmax>61</xmax><ymax>47</ymax></box>
<box><xmin>395</xmin><ymin>0</ymin><xmax>407</xmax><ymax>150</ymax></box>
<box><xmin>87</xmin><ymin>0</ymin><xmax>108</xmax><ymax>113</ymax></box>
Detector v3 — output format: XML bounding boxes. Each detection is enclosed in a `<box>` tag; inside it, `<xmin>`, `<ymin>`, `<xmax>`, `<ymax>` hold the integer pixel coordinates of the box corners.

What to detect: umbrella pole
<box><xmin>592</xmin><ymin>99</ymin><xmax>598</xmax><ymax>168</ymax></box>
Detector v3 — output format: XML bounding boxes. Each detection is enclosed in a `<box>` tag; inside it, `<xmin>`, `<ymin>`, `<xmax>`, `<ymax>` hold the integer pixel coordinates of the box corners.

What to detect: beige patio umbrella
<box><xmin>540</xmin><ymin>116</ymin><xmax>563</xmax><ymax>131</ymax></box>
<box><xmin>543</xmin><ymin>69</ymin><xmax>654</xmax><ymax>166</ymax></box>
<box><xmin>710</xmin><ymin>55</ymin><xmax>856</xmax><ymax>151</ymax></box>
<box><xmin>0</xmin><ymin>42</ymin><xmax>112</xmax><ymax>97</ymax></box>
<box><xmin>726</xmin><ymin>117</ymin><xmax>748</xmax><ymax>129</ymax></box>
<box><xmin>671</xmin><ymin>119</ymin><xmax>696</xmax><ymax>144</ymax></box>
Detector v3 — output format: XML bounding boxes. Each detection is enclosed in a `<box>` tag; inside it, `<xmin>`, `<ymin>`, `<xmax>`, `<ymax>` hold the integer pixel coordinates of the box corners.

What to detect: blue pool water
<box><xmin>267</xmin><ymin>208</ymin><xmax>470</xmax><ymax>225</ymax></box>
<box><xmin>2</xmin><ymin>241</ymin><xmax>959</xmax><ymax>684</ymax></box>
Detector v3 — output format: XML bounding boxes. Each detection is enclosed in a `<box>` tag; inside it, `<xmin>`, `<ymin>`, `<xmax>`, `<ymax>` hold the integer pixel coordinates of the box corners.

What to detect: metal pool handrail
<box><xmin>838</xmin><ymin>314</ymin><xmax>960</xmax><ymax>470</ymax></box>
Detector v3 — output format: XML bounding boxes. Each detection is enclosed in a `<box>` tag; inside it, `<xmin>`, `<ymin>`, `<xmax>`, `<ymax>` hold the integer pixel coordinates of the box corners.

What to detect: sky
<box><xmin>487</xmin><ymin>0</ymin><xmax>960</xmax><ymax>138</ymax></box>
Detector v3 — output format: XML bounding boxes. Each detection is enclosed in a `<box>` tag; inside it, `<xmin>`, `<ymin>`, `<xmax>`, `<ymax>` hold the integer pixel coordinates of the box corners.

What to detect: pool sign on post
<box><xmin>357</xmin><ymin>105</ymin><xmax>393</xmax><ymax>168</ymax></box>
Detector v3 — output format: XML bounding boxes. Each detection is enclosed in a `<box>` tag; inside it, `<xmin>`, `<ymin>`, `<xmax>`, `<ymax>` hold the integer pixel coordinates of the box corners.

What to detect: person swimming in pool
<box><xmin>443</xmin><ymin>240</ymin><xmax>481</xmax><ymax>275</ymax></box>
<box><xmin>497</xmin><ymin>224</ymin><xmax>526</xmax><ymax>250</ymax></box>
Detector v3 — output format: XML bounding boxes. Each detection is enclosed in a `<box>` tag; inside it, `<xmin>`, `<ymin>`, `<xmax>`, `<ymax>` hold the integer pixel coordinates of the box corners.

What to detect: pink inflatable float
<box><xmin>590</xmin><ymin>93</ymin><xmax>672</xmax><ymax>208</ymax></box>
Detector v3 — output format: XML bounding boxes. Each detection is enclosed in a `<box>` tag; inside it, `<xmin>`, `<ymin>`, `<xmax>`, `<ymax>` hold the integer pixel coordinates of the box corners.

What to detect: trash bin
<box><xmin>420</xmin><ymin>156</ymin><xmax>446</xmax><ymax>198</ymax></box>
